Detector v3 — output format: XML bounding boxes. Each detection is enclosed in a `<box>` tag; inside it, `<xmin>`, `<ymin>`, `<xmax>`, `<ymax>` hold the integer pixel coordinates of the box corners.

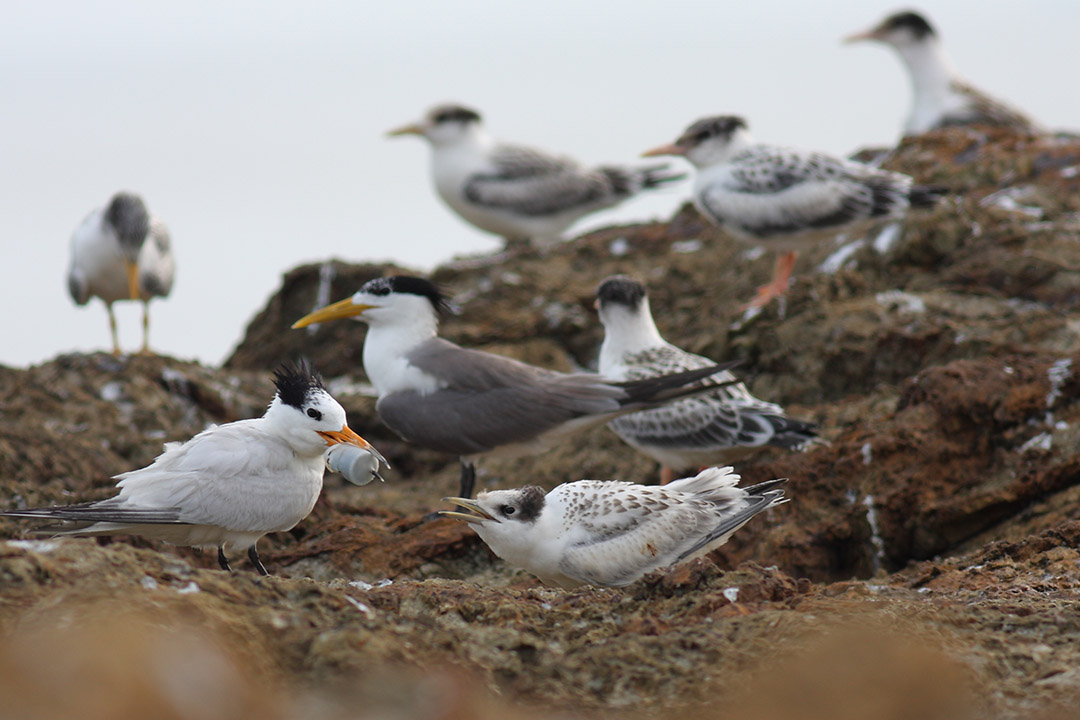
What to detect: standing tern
<box><xmin>2</xmin><ymin>361</ymin><xmax>386</xmax><ymax>575</ymax></box>
<box><xmin>387</xmin><ymin>103</ymin><xmax>686</xmax><ymax>247</ymax></box>
<box><xmin>844</xmin><ymin>10</ymin><xmax>1038</xmax><ymax>136</ymax></box>
<box><xmin>643</xmin><ymin>115</ymin><xmax>946</xmax><ymax>309</ymax></box>
<box><xmin>441</xmin><ymin>466</ymin><xmax>787</xmax><ymax>588</ymax></box>
<box><xmin>596</xmin><ymin>276</ymin><xmax>818</xmax><ymax>484</ymax></box>
<box><xmin>291</xmin><ymin>275</ymin><xmax>740</xmax><ymax>498</ymax></box>
<box><xmin>67</xmin><ymin>191</ymin><xmax>175</xmax><ymax>355</ymax></box>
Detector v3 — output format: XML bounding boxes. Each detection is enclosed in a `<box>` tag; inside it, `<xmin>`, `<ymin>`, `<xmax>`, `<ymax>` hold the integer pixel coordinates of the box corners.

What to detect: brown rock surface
<box><xmin>2</xmin><ymin>126</ymin><xmax>1080</xmax><ymax>717</ymax></box>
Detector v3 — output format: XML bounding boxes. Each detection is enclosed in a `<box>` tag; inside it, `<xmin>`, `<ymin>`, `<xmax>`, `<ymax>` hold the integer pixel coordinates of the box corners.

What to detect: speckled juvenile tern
<box><xmin>441</xmin><ymin>466</ymin><xmax>787</xmax><ymax>588</ymax></box>
<box><xmin>643</xmin><ymin>115</ymin><xmax>946</xmax><ymax>308</ymax></box>
<box><xmin>844</xmin><ymin>10</ymin><xmax>1038</xmax><ymax>136</ymax></box>
<box><xmin>596</xmin><ymin>276</ymin><xmax>818</xmax><ymax>483</ymax></box>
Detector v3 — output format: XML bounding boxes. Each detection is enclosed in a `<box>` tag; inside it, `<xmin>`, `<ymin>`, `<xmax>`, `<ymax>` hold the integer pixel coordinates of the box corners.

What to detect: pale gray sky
<box><xmin>1</xmin><ymin>1</ymin><xmax>1076</xmax><ymax>368</ymax></box>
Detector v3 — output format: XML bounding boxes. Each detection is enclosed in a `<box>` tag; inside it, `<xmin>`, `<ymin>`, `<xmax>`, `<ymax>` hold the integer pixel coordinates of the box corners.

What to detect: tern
<box><xmin>596</xmin><ymin>276</ymin><xmax>818</xmax><ymax>483</ymax></box>
<box><xmin>844</xmin><ymin>10</ymin><xmax>1038</xmax><ymax>136</ymax></box>
<box><xmin>292</xmin><ymin>275</ymin><xmax>741</xmax><ymax>498</ymax></box>
<box><xmin>388</xmin><ymin>103</ymin><xmax>685</xmax><ymax>246</ymax></box>
<box><xmin>67</xmin><ymin>191</ymin><xmax>175</xmax><ymax>355</ymax></box>
<box><xmin>2</xmin><ymin>361</ymin><xmax>386</xmax><ymax>575</ymax></box>
<box><xmin>644</xmin><ymin>115</ymin><xmax>946</xmax><ymax>308</ymax></box>
<box><xmin>441</xmin><ymin>466</ymin><xmax>787</xmax><ymax>588</ymax></box>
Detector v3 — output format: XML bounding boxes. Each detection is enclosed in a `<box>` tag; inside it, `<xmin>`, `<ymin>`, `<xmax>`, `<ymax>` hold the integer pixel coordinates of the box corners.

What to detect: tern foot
<box><xmin>740</xmin><ymin>281</ymin><xmax>789</xmax><ymax>311</ymax></box>
<box><xmin>217</xmin><ymin>546</ymin><xmax>232</xmax><ymax>572</ymax></box>
<box><xmin>248</xmin><ymin>546</ymin><xmax>270</xmax><ymax>576</ymax></box>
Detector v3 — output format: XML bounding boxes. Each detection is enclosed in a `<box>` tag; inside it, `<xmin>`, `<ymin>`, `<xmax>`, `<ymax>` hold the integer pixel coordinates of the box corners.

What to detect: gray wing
<box><xmin>138</xmin><ymin>218</ymin><xmax>175</xmax><ymax>298</ymax></box>
<box><xmin>702</xmin><ymin>148</ymin><xmax>912</xmax><ymax>238</ymax></box>
<box><xmin>607</xmin><ymin>346</ymin><xmax>765</xmax><ymax>448</ymax></box>
<box><xmin>375</xmin><ymin>339</ymin><xmax>627</xmax><ymax>455</ymax></box>
<box><xmin>946</xmin><ymin>81</ymin><xmax>1037</xmax><ymax>133</ymax></box>
<box><xmin>463</xmin><ymin>144</ymin><xmax>619</xmax><ymax>216</ymax></box>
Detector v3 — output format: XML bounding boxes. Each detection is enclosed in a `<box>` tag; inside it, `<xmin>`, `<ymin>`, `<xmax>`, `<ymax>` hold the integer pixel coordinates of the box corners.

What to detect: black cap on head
<box><xmin>105</xmin><ymin>191</ymin><xmax>150</xmax><ymax>252</ymax></box>
<box><xmin>596</xmin><ymin>275</ymin><xmax>648</xmax><ymax>309</ymax></box>
<box><xmin>676</xmin><ymin>115</ymin><xmax>748</xmax><ymax>148</ymax></box>
<box><xmin>428</xmin><ymin>103</ymin><xmax>482</xmax><ymax>126</ymax></box>
<box><xmin>515</xmin><ymin>486</ymin><xmax>546</xmax><ymax>523</ymax></box>
<box><xmin>880</xmin><ymin>10</ymin><xmax>935</xmax><ymax>39</ymax></box>
<box><xmin>360</xmin><ymin>275</ymin><xmax>453</xmax><ymax>315</ymax></box>
<box><xmin>273</xmin><ymin>358</ymin><xmax>325</xmax><ymax>409</ymax></box>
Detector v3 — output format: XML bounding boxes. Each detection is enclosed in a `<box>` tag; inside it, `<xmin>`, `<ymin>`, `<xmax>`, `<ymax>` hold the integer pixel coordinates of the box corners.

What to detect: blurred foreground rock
<box><xmin>3</xmin><ymin>126</ymin><xmax>1080</xmax><ymax>717</ymax></box>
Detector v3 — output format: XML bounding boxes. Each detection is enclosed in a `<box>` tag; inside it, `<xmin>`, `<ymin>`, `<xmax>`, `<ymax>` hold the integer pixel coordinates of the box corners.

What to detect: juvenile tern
<box><xmin>291</xmin><ymin>275</ymin><xmax>740</xmax><ymax>498</ymax></box>
<box><xmin>644</xmin><ymin>116</ymin><xmax>946</xmax><ymax>308</ymax></box>
<box><xmin>67</xmin><ymin>191</ymin><xmax>175</xmax><ymax>355</ymax></box>
<box><xmin>387</xmin><ymin>103</ymin><xmax>686</xmax><ymax>246</ymax></box>
<box><xmin>441</xmin><ymin>466</ymin><xmax>787</xmax><ymax>588</ymax></box>
<box><xmin>2</xmin><ymin>361</ymin><xmax>386</xmax><ymax>575</ymax></box>
<box><xmin>596</xmin><ymin>276</ymin><xmax>817</xmax><ymax>483</ymax></box>
<box><xmin>845</xmin><ymin>10</ymin><xmax>1038</xmax><ymax>136</ymax></box>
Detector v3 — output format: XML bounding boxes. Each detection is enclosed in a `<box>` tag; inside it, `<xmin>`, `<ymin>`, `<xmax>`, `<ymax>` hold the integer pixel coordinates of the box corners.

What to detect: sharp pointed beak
<box><xmin>317</xmin><ymin>425</ymin><xmax>387</xmax><ymax>467</ymax></box>
<box><xmin>439</xmin><ymin>497</ymin><xmax>497</xmax><ymax>524</ymax></box>
<box><xmin>124</xmin><ymin>260</ymin><xmax>140</xmax><ymax>300</ymax></box>
<box><xmin>386</xmin><ymin>122</ymin><xmax>425</xmax><ymax>137</ymax></box>
<box><xmin>642</xmin><ymin>143</ymin><xmax>686</xmax><ymax>158</ymax></box>
<box><xmin>292</xmin><ymin>298</ymin><xmax>375</xmax><ymax>329</ymax></box>
<box><xmin>843</xmin><ymin>29</ymin><xmax>879</xmax><ymax>44</ymax></box>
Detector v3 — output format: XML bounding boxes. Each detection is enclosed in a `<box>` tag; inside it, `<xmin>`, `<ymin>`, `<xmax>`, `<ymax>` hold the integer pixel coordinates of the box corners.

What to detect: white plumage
<box><xmin>644</xmin><ymin>115</ymin><xmax>944</xmax><ymax>308</ymax></box>
<box><xmin>596</xmin><ymin>276</ymin><xmax>818</xmax><ymax>483</ymax></box>
<box><xmin>441</xmin><ymin>466</ymin><xmax>787</xmax><ymax>588</ymax></box>
<box><xmin>844</xmin><ymin>10</ymin><xmax>1038</xmax><ymax>136</ymax></box>
<box><xmin>2</xmin><ymin>362</ymin><xmax>386</xmax><ymax>575</ymax></box>
<box><xmin>67</xmin><ymin>191</ymin><xmax>175</xmax><ymax>356</ymax></box>
<box><xmin>387</xmin><ymin>103</ymin><xmax>685</xmax><ymax>246</ymax></box>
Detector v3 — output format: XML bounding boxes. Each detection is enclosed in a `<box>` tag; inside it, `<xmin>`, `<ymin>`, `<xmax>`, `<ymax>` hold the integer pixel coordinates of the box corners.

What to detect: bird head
<box><xmin>387</xmin><ymin>103</ymin><xmax>483</xmax><ymax>147</ymax></box>
<box><xmin>291</xmin><ymin>275</ymin><xmax>452</xmax><ymax>331</ymax></box>
<box><xmin>440</xmin><ymin>486</ymin><xmax>547</xmax><ymax>546</ymax></box>
<box><xmin>844</xmin><ymin>10</ymin><xmax>937</xmax><ymax>49</ymax></box>
<box><xmin>642</xmin><ymin>115</ymin><xmax>750</xmax><ymax>168</ymax></box>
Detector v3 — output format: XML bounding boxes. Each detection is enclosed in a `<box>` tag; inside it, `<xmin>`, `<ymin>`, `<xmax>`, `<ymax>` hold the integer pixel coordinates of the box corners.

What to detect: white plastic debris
<box><xmin>326</xmin><ymin>444</ymin><xmax>386</xmax><ymax>486</ymax></box>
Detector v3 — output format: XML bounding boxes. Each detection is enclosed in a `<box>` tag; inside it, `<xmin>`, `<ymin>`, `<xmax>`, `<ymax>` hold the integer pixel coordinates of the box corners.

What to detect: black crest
<box><xmin>516</xmin><ymin>486</ymin><xmax>547</xmax><ymax>523</ymax></box>
<box><xmin>361</xmin><ymin>275</ymin><xmax>453</xmax><ymax>315</ymax></box>
<box><xmin>677</xmin><ymin>115</ymin><xmax>748</xmax><ymax>148</ymax></box>
<box><xmin>105</xmin><ymin>191</ymin><xmax>150</xmax><ymax>251</ymax></box>
<box><xmin>880</xmin><ymin>10</ymin><xmax>935</xmax><ymax>39</ymax></box>
<box><xmin>429</xmin><ymin>103</ymin><xmax>482</xmax><ymax>125</ymax></box>
<box><xmin>272</xmin><ymin>359</ymin><xmax>325</xmax><ymax>409</ymax></box>
<box><xmin>596</xmin><ymin>275</ymin><xmax>647</xmax><ymax>309</ymax></box>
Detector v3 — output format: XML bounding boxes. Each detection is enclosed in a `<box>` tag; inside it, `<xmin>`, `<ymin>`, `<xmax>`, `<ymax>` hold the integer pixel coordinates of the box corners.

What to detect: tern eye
<box><xmin>370</xmin><ymin>285</ymin><xmax>390</xmax><ymax>296</ymax></box>
<box><xmin>500</xmin><ymin>505</ymin><xmax>516</xmax><ymax>516</ymax></box>
<box><xmin>307</xmin><ymin>408</ymin><xmax>322</xmax><ymax>421</ymax></box>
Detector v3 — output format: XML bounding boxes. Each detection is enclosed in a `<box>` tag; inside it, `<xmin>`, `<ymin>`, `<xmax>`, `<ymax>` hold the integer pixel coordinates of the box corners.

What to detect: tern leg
<box><xmin>106</xmin><ymin>302</ymin><xmax>122</xmax><ymax>356</ymax></box>
<box><xmin>248</xmin><ymin>545</ymin><xmax>269</xmax><ymax>576</ymax></box>
<box><xmin>743</xmin><ymin>251</ymin><xmax>798</xmax><ymax>310</ymax></box>
<box><xmin>458</xmin><ymin>460</ymin><xmax>477</xmax><ymax>499</ymax></box>
<box><xmin>217</xmin><ymin>546</ymin><xmax>232</xmax><ymax>572</ymax></box>
<box><xmin>660</xmin><ymin>466</ymin><xmax>676</xmax><ymax>485</ymax></box>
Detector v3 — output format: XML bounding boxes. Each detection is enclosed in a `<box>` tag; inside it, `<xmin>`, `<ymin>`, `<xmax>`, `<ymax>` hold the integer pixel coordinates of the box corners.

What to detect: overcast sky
<box><xmin>1</xmin><ymin>1</ymin><xmax>1076</xmax><ymax>368</ymax></box>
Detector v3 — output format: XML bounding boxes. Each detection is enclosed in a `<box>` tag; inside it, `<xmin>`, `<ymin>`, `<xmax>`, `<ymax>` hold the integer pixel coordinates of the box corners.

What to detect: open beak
<box><xmin>124</xmin><ymin>259</ymin><xmax>140</xmax><ymax>300</ymax></box>
<box><xmin>292</xmin><ymin>297</ymin><xmax>375</xmax><ymax>329</ymax></box>
<box><xmin>642</xmin><ymin>143</ymin><xmax>686</xmax><ymax>158</ymax></box>
<box><xmin>317</xmin><ymin>425</ymin><xmax>388</xmax><ymax>465</ymax></box>
<box><xmin>842</xmin><ymin>28</ymin><xmax>880</xmax><ymax>44</ymax></box>
<box><xmin>439</xmin><ymin>497</ymin><xmax>498</xmax><ymax>524</ymax></box>
<box><xmin>386</xmin><ymin>122</ymin><xmax>425</xmax><ymax>137</ymax></box>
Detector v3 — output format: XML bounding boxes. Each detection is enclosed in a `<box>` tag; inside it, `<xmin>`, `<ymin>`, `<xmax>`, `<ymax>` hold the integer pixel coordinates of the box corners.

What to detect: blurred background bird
<box><xmin>67</xmin><ymin>191</ymin><xmax>175</xmax><ymax>355</ymax></box>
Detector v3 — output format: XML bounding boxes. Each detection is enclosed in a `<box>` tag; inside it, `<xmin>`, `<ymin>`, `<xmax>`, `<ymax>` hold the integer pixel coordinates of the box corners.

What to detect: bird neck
<box><xmin>261</xmin><ymin>402</ymin><xmax>328</xmax><ymax>459</ymax></box>
<box><xmin>361</xmin><ymin>314</ymin><xmax>440</xmax><ymax>395</ymax></box>
<box><xmin>599</xmin><ymin>303</ymin><xmax>666</xmax><ymax>373</ymax></box>
<box><xmin>895</xmin><ymin>38</ymin><xmax>961</xmax><ymax>106</ymax></box>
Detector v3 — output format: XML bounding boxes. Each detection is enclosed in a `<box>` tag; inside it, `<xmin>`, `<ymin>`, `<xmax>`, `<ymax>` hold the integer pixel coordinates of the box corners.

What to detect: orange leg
<box><xmin>660</xmin><ymin>466</ymin><xmax>676</xmax><ymax>485</ymax></box>
<box><xmin>742</xmin><ymin>251</ymin><xmax>798</xmax><ymax>310</ymax></box>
